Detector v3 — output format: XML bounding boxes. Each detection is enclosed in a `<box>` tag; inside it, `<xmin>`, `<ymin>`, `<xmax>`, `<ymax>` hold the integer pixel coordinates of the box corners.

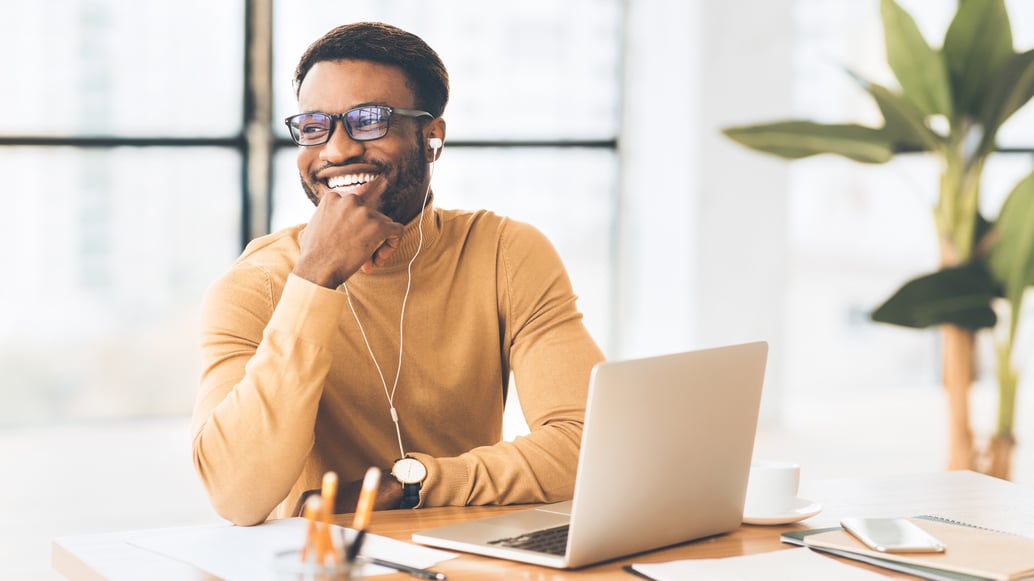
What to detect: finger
<box><xmin>372</xmin><ymin>237</ymin><xmax>400</xmax><ymax>266</ymax></box>
<box><xmin>358</xmin><ymin>238</ymin><xmax>397</xmax><ymax>273</ymax></box>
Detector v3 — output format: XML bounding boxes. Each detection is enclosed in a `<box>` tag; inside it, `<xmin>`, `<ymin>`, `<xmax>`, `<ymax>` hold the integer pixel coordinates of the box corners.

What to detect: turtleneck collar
<box><xmin>374</xmin><ymin>196</ymin><xmax>440</xmax><ymax>272</ymax></box>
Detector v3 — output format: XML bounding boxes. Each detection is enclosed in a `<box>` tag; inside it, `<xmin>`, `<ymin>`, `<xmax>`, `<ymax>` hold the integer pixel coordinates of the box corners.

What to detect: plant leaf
<box><xmin>871</xmin><ymin>264</ymin><xmax>998</xmax><ymax>330</ymax></box>
<box><xmin>722</xmin><ymin>121</ymin><xmax>893</xmax><ymax>164</ymax></box>
<box><xmin>980</xmin><ymin>49</ymin><xmax>1034</xmax><ymax>151</ymax></box>
<box><xmin>862</xmin><ymin>78</ymin><xmax>943</xmax><ymax>152</ymax></box>
<box><xmin>988</xmin><ymin>170</ymin><xmax>1034</xmax><ymax>309</ymax></box>
<box><xmin>942</xmin><ymin>0</ymin><xmax>1013</xmax><ymax>119</ymax></box>
<box><xmin>881</xmin><ymin>0</ymin><xmax>952</xmax><ymax>118</ymax></box>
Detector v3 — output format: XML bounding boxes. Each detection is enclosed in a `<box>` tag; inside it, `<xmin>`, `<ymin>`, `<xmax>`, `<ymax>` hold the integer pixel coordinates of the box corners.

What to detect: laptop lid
<box><xmin>412</xmin><ymin>341</ymin><xmax>768</xmax><ymax>568</ymax></box>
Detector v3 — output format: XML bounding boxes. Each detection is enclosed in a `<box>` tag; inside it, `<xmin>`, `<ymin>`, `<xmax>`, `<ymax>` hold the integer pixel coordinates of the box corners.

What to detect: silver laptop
<box><xmin>412</xmin><ymin>341</ymin><xmax>768</xmax><ymax>568</ymax></box>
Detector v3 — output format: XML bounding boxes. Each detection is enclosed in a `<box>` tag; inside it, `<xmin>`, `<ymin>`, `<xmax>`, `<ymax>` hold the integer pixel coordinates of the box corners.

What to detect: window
<box><xmin>272</xmin><ymin>0</ymin><xmax>625</xmax><ymax>348</ymax></box>
<box><xmin>0</xmin><ymin>1</ymin><xmax>245</xmax><ymax>424</ymax></box>
<box><xmin>0</xmin><ymin>0</ymin><xmax>624</xmax><ymax>425</ymax></box>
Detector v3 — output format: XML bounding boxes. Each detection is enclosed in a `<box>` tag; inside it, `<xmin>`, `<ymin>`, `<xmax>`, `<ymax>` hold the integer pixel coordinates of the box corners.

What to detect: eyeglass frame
<box><xmin>283</xmin><ymin>105</ymin><xmax>434</xmax><ymax>146</ymax></box>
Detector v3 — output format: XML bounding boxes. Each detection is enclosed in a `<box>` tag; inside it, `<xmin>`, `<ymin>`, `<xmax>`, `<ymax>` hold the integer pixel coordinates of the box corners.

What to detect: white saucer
<box><xmin>742</xmin><ymin>497</ymin><xmax>822</xmax><ymax>525</ymax></box>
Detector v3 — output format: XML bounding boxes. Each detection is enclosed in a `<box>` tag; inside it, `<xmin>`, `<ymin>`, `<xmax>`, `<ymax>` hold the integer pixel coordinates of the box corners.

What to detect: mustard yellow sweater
<box><xmin>192</xmin><ymin>205</ymin><xmax>604</xmax><ymax>525</ymax></box>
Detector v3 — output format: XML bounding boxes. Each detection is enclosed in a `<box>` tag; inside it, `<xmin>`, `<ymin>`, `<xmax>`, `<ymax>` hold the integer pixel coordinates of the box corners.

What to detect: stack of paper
<box><xmin>126</xmin><ymin>518</ymin><xmax>455</xmax><ymax>581</ymax></box>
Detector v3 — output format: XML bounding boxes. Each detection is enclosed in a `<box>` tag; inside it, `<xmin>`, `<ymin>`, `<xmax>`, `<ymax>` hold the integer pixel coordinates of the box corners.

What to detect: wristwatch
<box><xmin>390</xmin><ymin>456</ymin><xmax>427</xmax><ymax>509</ymax></box>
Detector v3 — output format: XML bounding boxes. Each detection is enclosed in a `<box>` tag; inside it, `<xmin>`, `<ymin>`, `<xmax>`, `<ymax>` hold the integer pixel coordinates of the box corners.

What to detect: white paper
<box><xmin>127</xmin><ymin>518</ymin><xmax>455</xmax><ymax>581</ymax></box>
<box><xmin>632</xmin><ymin>547</ymin><xmax>892</xmax><ymax>581</ymax></box>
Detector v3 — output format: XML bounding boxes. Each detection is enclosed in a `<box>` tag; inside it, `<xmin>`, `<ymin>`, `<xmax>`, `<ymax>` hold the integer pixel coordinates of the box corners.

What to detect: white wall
<box><xmin>619</xmin><ymin>0</ymin><xmax>794</xmax><ymax>421</ymax></box>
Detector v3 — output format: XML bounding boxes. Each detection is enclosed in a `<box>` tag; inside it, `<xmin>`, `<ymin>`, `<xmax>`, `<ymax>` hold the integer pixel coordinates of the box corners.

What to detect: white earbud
<box><xmin>428</xmin><ymin>137</ymin><xmax>443</xmax><ymax>151</ymax></box>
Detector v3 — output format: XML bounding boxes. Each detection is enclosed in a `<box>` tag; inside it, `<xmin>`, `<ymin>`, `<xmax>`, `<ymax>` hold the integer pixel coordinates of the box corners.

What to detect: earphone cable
<box><xmin>343</xmin><ymin>153</ymin><xmax>436</xmax><ymax>460</ymax></box>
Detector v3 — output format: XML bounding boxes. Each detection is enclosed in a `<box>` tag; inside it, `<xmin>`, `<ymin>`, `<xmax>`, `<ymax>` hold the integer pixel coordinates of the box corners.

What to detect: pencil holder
<box><xmin>272</xmin><ymin>548</ymin><xmax>364</xmax><ymax>580</ymax></box>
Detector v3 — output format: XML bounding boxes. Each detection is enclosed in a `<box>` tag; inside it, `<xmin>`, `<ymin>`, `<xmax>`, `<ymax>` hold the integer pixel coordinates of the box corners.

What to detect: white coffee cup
<box><xmin>743</xmin><ymin>460</ymin><xmax>800</xmax><ymax>516</ymax></box>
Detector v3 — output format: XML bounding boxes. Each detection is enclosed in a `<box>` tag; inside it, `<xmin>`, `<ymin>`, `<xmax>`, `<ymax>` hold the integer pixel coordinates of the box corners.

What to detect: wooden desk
<box><xmin>53</xmin><ymin>471</ymin><xmax>1034</xmax><ymax>580</ymax></box>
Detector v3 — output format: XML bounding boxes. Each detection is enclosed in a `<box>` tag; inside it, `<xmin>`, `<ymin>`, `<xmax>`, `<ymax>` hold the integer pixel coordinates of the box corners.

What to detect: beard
<box><xmin>300</xmin><ymin>136</ymin><xmax>429</xmax><ymax>224</ymax></box>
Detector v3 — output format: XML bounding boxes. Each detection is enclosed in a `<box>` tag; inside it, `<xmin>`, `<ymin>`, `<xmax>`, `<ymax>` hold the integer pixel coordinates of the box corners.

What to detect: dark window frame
<box><xmin>0</xmin><ymin>0</ymin><xmax>625</xmax><ymax>254</ymax></box>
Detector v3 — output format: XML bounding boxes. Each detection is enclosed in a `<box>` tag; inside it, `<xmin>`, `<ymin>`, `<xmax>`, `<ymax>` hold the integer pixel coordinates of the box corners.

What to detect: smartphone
<box><xmin>840</xmin><ymin>517</ymin><xmax>947</xmax><ymax>553</ymax></box>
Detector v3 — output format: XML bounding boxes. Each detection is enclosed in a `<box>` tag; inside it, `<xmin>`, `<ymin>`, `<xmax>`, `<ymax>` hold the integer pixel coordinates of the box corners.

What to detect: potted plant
<box><xmin>722</xmin><ymin>0</ymin><xmax>1034</xmax><ymax>478</ymax></box>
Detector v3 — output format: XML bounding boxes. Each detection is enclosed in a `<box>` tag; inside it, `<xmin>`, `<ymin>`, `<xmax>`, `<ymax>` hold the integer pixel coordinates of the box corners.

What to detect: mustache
<box><xmin>309</xmin><ymin>157</ymin><xmax>390</xmax><ymax>182</ymax></box>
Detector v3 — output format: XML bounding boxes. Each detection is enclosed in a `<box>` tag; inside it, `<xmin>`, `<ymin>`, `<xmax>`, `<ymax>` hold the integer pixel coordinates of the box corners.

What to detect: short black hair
<box><xmin>294</xmin><ymin>22</ymin><xmax>450</xmax><ymax>118</ymax></box>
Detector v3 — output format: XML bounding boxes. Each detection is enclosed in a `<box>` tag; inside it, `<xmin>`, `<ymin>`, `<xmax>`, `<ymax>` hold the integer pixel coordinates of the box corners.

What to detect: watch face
<box><xmin>392</xmin><ymin>457</ymin><xmax>427</xmax><ymax>484</ymax></box>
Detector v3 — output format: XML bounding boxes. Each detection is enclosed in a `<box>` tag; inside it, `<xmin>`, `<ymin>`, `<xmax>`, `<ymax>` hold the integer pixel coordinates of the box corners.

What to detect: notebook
<box><xmin>412</xmin><ymin>341</ymin><xmax>768</xmax><ymax>569</ymax></box>
<box><xmin>802</xmin><ymin>517</ymin><xmax>1034</xmax><ymax>581</ymax></box>
<box><xmin>781</xmin><ymin>522</ymin><xmax>982</xmax><ymax>581</ymax></box>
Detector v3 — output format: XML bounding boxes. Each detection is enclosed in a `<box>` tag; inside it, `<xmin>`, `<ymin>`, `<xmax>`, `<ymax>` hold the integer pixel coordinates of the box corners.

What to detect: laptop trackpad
<box><xmin>424</xmin><ymin>502</ymin><xmax>572</xmax><ymax>543</ymax></box>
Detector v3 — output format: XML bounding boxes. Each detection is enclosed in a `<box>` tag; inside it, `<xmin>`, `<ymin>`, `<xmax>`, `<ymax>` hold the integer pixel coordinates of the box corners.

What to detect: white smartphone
<box><xmin>840</xmin><ymin>517</ymin><xmax>947</xmax><ymax>553</ymax></box>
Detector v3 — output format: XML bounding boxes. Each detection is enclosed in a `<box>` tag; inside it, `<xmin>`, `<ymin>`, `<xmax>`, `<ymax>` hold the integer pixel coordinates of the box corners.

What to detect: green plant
<box><xmin>722</xmin><ymin>0</ymin><xmax>1034</xmax><ymax>478</ymax></box>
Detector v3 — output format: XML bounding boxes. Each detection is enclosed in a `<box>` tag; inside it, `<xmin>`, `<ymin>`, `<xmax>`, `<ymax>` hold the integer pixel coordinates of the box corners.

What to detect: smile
<box><xmin>326</xmin><ymin>172</ymin><xmax>378</xmax><ymax>192</ymax></box>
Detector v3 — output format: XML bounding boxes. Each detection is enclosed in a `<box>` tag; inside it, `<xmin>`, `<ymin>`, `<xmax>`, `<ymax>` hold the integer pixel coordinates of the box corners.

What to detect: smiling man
<box><xmin>191</xmin><ymin>22</ymin><xmax>604</xmax><ymax>526</ymax></box>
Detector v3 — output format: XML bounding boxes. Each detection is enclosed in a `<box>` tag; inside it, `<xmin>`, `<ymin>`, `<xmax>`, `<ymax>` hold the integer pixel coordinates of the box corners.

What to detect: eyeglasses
<box><xmin>284</xmin><ymin>105</ymin><xmax>433</xmax><ymax>146</ymax></box>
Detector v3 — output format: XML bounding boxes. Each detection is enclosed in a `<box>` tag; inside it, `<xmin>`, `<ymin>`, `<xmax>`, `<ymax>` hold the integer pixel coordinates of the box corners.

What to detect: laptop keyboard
<box><xmin>488</xmin><ymin>524</ymin><xmax>570</xmax><ymax>555</ymax></box>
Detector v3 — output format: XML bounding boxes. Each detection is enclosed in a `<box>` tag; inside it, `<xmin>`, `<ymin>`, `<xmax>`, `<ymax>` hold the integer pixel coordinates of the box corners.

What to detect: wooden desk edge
<box><xmin>52</xmin><ymin>472</ymin><xmax>1021</xmax><ymax>580</ymax></box>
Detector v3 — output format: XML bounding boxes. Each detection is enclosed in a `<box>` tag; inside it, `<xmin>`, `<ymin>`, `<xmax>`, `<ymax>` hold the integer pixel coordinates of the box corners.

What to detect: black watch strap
<box><xmin>400</xmin><ymin>482</ymin><xmax>421</xmax><ymax>509</ymax></box>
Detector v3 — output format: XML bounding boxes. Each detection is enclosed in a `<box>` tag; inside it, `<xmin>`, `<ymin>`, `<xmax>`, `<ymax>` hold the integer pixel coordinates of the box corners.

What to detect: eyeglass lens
<box><xmin>288</xmin><ymin>107</ymin><xmax>392</xmax><ymax>145</ymax></box>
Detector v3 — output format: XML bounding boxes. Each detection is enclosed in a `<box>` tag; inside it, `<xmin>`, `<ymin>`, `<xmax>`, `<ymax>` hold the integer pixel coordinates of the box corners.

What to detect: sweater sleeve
<box><xmin>191</xmin><ymin>269</ymin><xmax>346</xmax><ymax>525</ymax></box>
<box><xmin>418</xmin><ymin>220</ymin><xmax>605</xmax><ymax>507</ymax></box>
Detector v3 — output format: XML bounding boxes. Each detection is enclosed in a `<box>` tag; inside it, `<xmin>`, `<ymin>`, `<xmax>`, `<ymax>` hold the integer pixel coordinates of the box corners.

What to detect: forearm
<box><xmin>420</xmin><ymin>321</ymin><xmax>604</xmax><ymax>507</ymax></box>
<box><xmin>192</xmin><ymin>334</ymin><xmax>328</xmax><ymax>524</ymax></box>
<box><xmin>293</xmin><ymin>470</ymin><xmax>404</xmax><ymax>516</ymax></box>
<box><xmin>417</xmin><ymin>415</ymin><xmax>584</xmax><ymax>507</ymax></box>
<box><xmin>192</xmin><ymin>273</ymin><xmax>345</xmax><ymax>525</ymax></box>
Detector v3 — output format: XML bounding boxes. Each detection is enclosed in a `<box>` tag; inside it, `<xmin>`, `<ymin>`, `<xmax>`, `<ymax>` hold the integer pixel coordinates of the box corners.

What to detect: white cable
<box><xmin>343</xmin><ymin>154</ymin><xmax>436</xmax><ymax>460</ymax></box>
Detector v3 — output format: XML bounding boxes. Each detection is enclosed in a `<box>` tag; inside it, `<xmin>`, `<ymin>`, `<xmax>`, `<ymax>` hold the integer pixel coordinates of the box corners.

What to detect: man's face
<box><xmin>295</xmin><ymin>59</ymin><xmax>432</xmax><ymax>224</ymax></box>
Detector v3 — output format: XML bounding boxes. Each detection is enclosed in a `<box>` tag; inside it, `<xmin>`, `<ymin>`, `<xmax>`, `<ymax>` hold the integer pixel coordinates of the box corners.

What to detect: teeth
<box><xmin>328</xmin><ymin>173</ymin><xmax>375</xmax><ymax>189</ymax></box>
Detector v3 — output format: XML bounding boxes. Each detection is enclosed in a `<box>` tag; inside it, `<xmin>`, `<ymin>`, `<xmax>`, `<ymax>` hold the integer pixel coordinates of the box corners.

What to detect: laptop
<box><xmin>412</xmin><ymin>341</ymin><xmax>768</xmax><ymax>568</ymax></box>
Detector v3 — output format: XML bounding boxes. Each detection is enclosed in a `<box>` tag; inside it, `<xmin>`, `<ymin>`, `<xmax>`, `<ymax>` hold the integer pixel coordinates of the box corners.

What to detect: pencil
<box><xmin>353</xmin><ymin>467</ymin><xmax>380</xmax><ymax>530</ymax></box>
<box><xmin>321</xmin><ymin>471</ymin><xmax>339</xmax><ymax>519</ymax></box>
<box><xmin>318</xmin><ymin>471</ymin><xmax>339</xmax><ymax>564</ymax></box>
<box><xmin>345</xmin><ymin>466</ymin><xmax>381</xmax><ymax>562</ymax></box>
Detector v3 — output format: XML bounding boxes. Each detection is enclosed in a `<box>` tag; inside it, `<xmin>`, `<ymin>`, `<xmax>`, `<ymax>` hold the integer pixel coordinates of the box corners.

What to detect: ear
<box><xmin>424</xmin><ymin>117</ymin><xmax>447</xmax><ymax>162</ymax></box>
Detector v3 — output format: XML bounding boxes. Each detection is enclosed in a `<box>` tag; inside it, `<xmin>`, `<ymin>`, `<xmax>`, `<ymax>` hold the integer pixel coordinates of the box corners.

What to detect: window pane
<box><xmin>0</xmin><ymin>2</ymin><xmax>244</xmax><ymax>137</ymax></box>
<box><xmin>273</xmin><ymin>0</ymin><xmax>622</xmax><ymax>141</ymax></box>
<box><xmin>272</xmin><ymin>147</ymin><xmax>616</xmax><ymax>348</ymax></box>
<box><xmin>0</xmin><ymin>148</ymin><xmax>242</xmax><ymax>425</ymax></box>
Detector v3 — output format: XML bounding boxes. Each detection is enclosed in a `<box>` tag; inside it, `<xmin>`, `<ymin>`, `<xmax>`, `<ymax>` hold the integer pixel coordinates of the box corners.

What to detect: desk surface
<box><xmin>52</xmin><ymin>470</ymin><xmax>1034</xmax><ymax>580</ymax></box>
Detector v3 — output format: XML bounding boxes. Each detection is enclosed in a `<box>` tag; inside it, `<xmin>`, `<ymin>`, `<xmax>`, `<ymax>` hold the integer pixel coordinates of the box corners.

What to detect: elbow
<box><xmin>193</xmin><ymin>443</ymin><xmax>272</xmax><ymax>526</ymax></box>
<box><xmin>199</xmin><ymin>471</ymin><xmax>273</xmax><ymax>526</ymax></box>
<box><xmin>212</xmin><ymin>498</ymin><xmax>271</xmax><ymax>527</ymax></box>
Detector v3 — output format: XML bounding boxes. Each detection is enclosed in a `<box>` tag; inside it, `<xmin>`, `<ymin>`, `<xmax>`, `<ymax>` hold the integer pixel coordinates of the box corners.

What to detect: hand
<box><xmin>292</xmin><ymin>192</ymin><xmax>404</xmax><ymax>289</ymax></box>
<box><xmin>292</xmin><ymin>470</ymin><xmax>405</xmax><ymax>516</ymax></box>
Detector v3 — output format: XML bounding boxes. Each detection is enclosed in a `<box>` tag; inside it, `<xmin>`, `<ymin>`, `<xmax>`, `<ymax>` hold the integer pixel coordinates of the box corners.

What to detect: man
<box><xmin>192</xmin><ymin>22</ymin><xmax>604</xmax><ymax>526</ymax></box>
